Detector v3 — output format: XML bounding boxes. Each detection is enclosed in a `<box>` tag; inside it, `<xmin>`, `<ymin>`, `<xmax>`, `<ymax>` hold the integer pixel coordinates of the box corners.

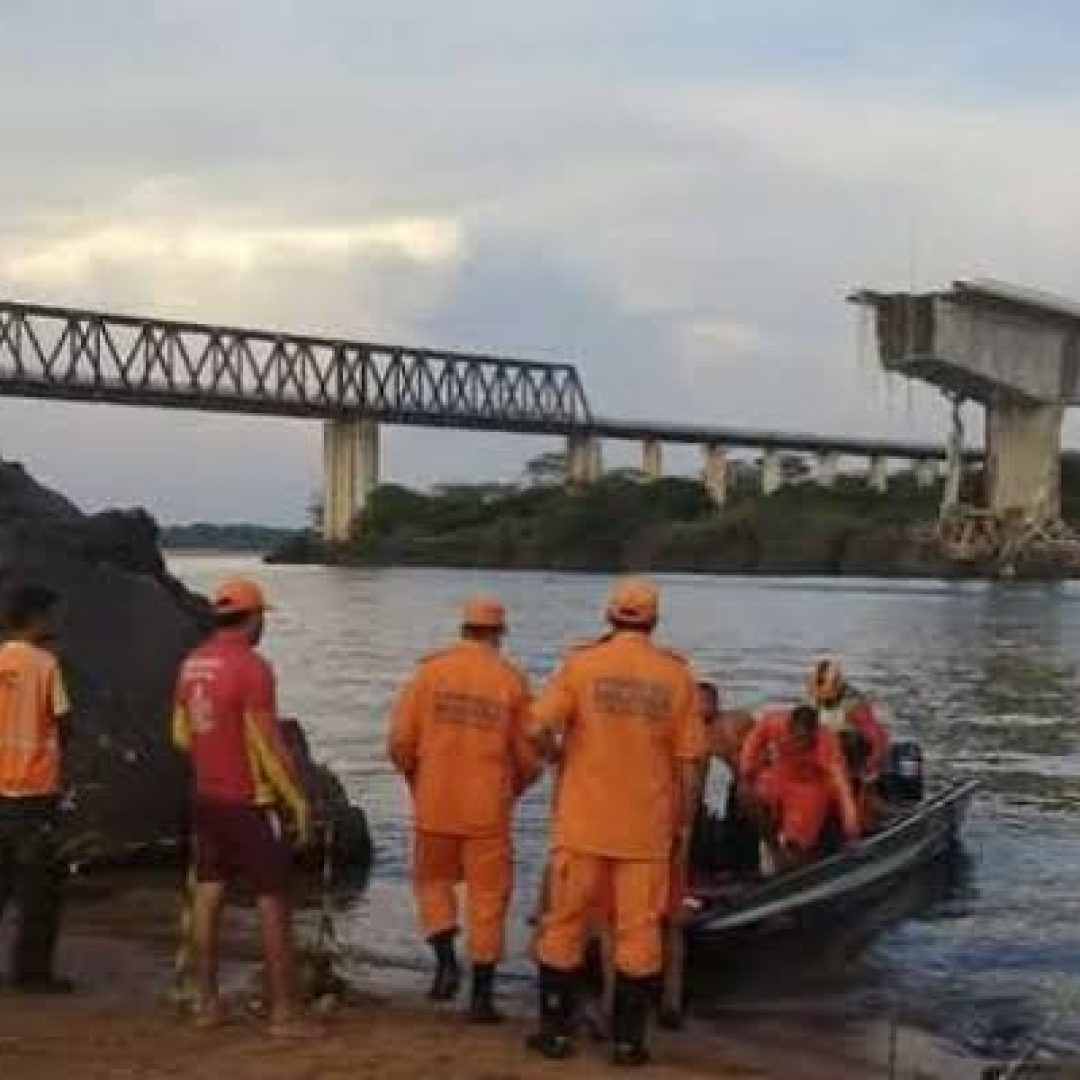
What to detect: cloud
<box><xmin>1</xmin><ymin>1</ymin><xmax>1079</xmax><ymax>520</ymax></box>
<box><xmin>4</xmin><ymin>216</ymin><xmax>461</xmax><ymax>288</ymax></box>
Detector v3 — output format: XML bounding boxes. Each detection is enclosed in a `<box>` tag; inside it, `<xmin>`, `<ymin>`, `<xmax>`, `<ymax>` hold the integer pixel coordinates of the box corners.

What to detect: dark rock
<box><xmin>0</xmin><ymin>460</ymin><xmax>371</xmax><ymax>877</ymax></box>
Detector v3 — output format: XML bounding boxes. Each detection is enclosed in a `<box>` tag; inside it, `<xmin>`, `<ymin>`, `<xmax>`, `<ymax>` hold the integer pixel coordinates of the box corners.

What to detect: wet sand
<box><xmin>0</xmin><ymin>969</ymin><xmax>977</xmax><ymax>1080</ymax></box>
<box><xmin>0</xmin><ymin>878</ymin><xmax>979</xmax><ymax>1079</ymax></box>
<box><xmin>0</xmin><ymin>989</ymin><xmax>776</xmax><ymax>1080</ymax></box>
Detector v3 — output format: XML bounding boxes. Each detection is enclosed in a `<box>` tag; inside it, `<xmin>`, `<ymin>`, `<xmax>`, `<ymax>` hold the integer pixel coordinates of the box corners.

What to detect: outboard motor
<box><xmin>880</xmin><ymin>740</ymin><xmax>924</xmax><ymax>803</ymax></box>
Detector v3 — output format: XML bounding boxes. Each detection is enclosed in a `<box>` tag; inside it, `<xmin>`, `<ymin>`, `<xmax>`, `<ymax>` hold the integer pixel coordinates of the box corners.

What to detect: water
<box><xmin>167</xmin><ymin>556</ymin><xmax>1080</xmax><ymax>1063</ymax></box>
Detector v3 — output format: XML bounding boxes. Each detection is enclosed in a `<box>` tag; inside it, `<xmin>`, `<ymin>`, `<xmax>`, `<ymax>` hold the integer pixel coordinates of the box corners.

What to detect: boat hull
<box><xmin>687</xmin><ymin>780</ymin><xmax>978</xmax><ymax>949</ymax></box>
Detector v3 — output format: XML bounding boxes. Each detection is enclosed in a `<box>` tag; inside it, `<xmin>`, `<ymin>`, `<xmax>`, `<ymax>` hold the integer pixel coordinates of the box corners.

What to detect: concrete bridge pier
<box><xmin>816</xmin><ymin>450</ymin><xmax>840</xmax><ymax>488</ymax></box>
<box><xmin>566</xmin><ymin>433</ymin><xmax>603</xmax><ymax>486</ymax></box>
<box><xmin>702</xmin><ymin>444</ymin><xmax>729</xmax><ymax>507</ymax></box>
<box><xmin>985</xmin><ymin>400</ymin><xmax>1063</xmax><ymax>521</ymax></box>
<box><xmin>868</xmin><ymin>455</ymin><xmax>889</xmax><ymax>494</ymax></box>
<box><xmin>322</xmin><ymin>418</ymin><xmax>380</xmax><ymax>545</ymax></box>
<box><xmin>916</xmin><ymin>460</ymin><xmax>939</xmax><ymax>489</ymax></box>
<box><xmin>761</xmin><ymin>449</ymin><xmax>782</xmax><ymax>495</ymax></box>
<box><xmin>642</xmin><ymin>438</ymin><xmax>663</xmax><ymax>481</ymax></box>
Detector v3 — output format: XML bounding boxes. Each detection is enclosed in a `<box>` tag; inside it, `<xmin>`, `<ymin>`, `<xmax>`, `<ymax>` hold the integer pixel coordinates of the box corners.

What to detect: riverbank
<box><xmin>272</xmin><ymin>475</ymin><xmax>961</xmax><ymax>575</ymax></box>
<box><xmin>0</xmin><ymin>882</ymin><xmax>974</xmax><ymax>1080</ymax></box>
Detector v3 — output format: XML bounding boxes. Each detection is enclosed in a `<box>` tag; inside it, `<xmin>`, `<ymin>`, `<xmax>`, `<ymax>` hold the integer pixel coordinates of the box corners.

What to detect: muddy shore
<box><xmin>0</xmin><ymin>877</ymin><xmax>977</xmax><ymax>1080</ymax></box>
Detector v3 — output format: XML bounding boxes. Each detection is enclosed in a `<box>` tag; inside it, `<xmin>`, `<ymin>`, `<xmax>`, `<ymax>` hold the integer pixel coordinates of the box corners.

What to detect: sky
<box><xmin>3</xmin><ymin>0</ymin><xmax>1080</xmax><ymax>524</ymax></box>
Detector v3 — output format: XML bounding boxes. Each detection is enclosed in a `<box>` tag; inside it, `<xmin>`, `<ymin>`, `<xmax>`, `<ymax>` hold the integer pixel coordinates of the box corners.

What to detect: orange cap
<box><xmin>462</xmin><ymin>596</ymin><xmax>507</xmax><ymax>631</ymax></box>
<box><xmin>606</xmin><ymin>578</ymin><xmax>659</xmax><ymax>627</ymax></box>
<box><xmin>808</xmin><ymin>659</ymin><xmax>844</xmax><ymax>704</ymax></box>
<box><xmin>213</xmin><ymin>577</ymin><xmax>270</xmax><ymax>617</ymax></box>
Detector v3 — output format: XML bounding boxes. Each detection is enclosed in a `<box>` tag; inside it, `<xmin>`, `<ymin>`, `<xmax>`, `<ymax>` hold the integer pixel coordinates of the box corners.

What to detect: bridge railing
<box><xmin>0</xmin><ymin>301</ymin><xmax>593</xmax><ymax>429</ymax></box>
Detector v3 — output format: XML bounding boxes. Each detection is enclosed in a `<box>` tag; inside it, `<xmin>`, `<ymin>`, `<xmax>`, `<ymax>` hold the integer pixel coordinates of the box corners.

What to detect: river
<box><xmin>163</xmin><ymin>555</ymin><xmax>1080</xmax><ymax>1069</ymax></box>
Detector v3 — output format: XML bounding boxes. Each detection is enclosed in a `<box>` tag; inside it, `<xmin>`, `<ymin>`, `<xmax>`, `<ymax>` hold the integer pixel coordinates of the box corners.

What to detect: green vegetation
<box><xmin>273</xmin><ymin>464</ymin><xmax>956</xmax><ymax>574</ymax></box>
<box><xmin>162</xmin><ymin>522</ymin><xmax>301</xmax><ymax>553</ymax></box>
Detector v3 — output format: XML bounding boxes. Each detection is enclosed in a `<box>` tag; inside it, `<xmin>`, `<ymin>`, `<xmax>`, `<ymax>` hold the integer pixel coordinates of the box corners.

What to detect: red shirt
<box><xmin>173</xmin><ymin>630</ymin><xmax>302</xmax><ymax>811</ymax></box>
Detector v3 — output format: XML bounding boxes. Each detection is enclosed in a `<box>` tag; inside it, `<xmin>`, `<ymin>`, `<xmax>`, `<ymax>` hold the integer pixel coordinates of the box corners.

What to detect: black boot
<box><xmin>428</xmin><ymin>930</ymin><xmax>461</xmax><ymax>1001</ymax></box>
<box><xmin>525</xmin><ymin>965</ymin><xmax>577</xmax><ymax>1060</ymax></box>
<box><xmin>611</xmin><ymin>975</ymin><xmax>654</xmax><ymax>1067</ymax></box>
<box><xmin>467</xmin><ymin>963</ymin><xmax>502</xmax><ymax>1024</ymax></box>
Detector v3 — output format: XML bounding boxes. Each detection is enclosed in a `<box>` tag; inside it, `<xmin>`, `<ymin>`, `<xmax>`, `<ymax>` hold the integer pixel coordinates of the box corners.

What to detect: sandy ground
<box><xmin>0</xmin><ymin>989</ymin><xmax>781</xmax><ymax>1080</ymax></box>
<box><xmin>0</xmin><ymin>878</ymin><xmax>981</xmax><ymax>1079</ymax></box>
<box><xmin>0</xmin><ymin>953</ymin><xmax>977</xmax><ymax>1080</ymax></box>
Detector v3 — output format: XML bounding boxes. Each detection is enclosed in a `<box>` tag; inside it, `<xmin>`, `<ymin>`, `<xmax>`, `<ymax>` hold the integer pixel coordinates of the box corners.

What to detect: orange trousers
<box><xmin>413</xmin><ymin>830</ymin><xmax>511</xmax><ymax>964</ymax></box>
<box><xmin>534</xmin><ymin>848</ymin><xmax>668</xmax><ymax>978</ymax></box>
<box><xmin>756</xmin><ymin>767</ymin><xmax>830</xmax><ymax>853</ymax></box>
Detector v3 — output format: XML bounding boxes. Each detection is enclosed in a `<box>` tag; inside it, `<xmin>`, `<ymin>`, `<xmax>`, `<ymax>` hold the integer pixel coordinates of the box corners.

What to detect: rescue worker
<box><xmin>739</xmin><ymin>703</ymin><xmax>860</xmax><ymax>867</ymax></box>
<box><xmin>808</xmin><ymin>659</ymin><xmax>888</xmax><ymax>779</ymax></box>
<box><xmin>173</xmin><ymin>578</ymin><xmax>315</xmax><ymax>1036</ymax></box>
<box><xmin>690</xmin><ymin>680</ymin><xmax>758</xmax><ymax>878</ymax></box>
<box><xmin>388</xmin><ymin>597</ymin><xmax>540</xmax><ymax>1024</ymax></box>
<box><xmin>0</xmin><ymin>584</ymin><xmax>73</xmax><ymax>993</ymax></box>
<box><xmin>528</xmin><ymin>579</ymin><xmax>705</xmax><ymax>1067</ymax></box>
<box><xmin>807</xmin><ymin>659</ymin><xmax>889</xmax><ymax>827</ymax></box>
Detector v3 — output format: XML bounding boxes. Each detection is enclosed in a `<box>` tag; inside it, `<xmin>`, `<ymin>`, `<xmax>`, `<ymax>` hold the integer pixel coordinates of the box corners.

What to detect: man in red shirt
<box><xmin>173</xmin><ymin>578</ymin><xmax>313</xmax><ymax>1035</ymax></box>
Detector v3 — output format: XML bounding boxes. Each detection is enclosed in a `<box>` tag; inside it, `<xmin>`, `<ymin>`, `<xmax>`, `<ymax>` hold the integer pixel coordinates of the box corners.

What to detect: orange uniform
<box><xmin>531</xmin><ymin>631</ymin><xmax>705</xmax><ymax>978</ymax></box>
<box><xmin>0</xmin><ymin>641</ymin><xmax>71</xmax><ymax>798</ymax></box>
<box><xmin>388</xmin><ymin>638</ymin><xmax>540</xmax><ymax>964</ymax></box>
<box><xmin>820</xmin><ymin>694</ymin><xmax>889</xmax><ymax>779</ymax></box>
<box><xmin>739</xmin><ymin>710</ymin><xmax>860</xmax><ymax>853</ymax></box>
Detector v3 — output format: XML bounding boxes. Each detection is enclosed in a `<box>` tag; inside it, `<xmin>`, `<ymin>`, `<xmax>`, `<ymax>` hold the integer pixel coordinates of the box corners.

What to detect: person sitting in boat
<box><xmin>807</xmin><ymin>659</ymin><xmax>889</xmax><ymax>828</ymax></box>
<box><xmin>738</xmin><ymin>704</ymin><xmax>860</xmax><ymax>869</ymax></box>
<box><xmin>690</xmin><ymin>680</ymin><xmax>759</xmax><ymax>879</ymax></box>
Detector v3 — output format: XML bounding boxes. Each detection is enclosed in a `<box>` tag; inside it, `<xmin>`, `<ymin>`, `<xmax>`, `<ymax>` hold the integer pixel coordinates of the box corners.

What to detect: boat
<box><xmin>685</xmin><ymin>778</ymin><xmax>979</xmax><ymax>949</ymax></box>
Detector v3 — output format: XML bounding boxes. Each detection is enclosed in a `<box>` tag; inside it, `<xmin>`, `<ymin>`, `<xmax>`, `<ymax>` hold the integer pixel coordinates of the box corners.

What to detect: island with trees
<box><xmin>270</xmin><ymin>451</ymin><xmax>1080</xmax><ymax>577</ymax></box>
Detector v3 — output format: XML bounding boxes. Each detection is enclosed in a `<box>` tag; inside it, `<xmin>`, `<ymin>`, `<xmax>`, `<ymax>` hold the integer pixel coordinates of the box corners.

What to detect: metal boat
<box><xmin>686</xmin><ymin>779</ymin><xmax>978</xmax><ymax>947</ymax></box>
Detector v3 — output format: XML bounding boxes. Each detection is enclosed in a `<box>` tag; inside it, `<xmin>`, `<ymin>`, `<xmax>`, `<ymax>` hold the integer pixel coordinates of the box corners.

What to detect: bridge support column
<box><xmin>322</xmin><ymin>418</ymin><xmax>380</xmax><ymax>546</ymax></box>
<box><xmin>868</xmin><ymin>455</ymin><xmax>889</xmax><ymax>494</ymax></box>
<box><xmin>761</xmin><ymin>449</ymin><xmax>782</xmax><ymax>496</ymax></box>
<box><xmin>985</xmin><ymin>400</ymin><xmax>1063</xmax><ymax>521</ymax></box>
<box><xmin>815</xmin><ymin>450</ymin><xmax>840</xmax><ymax>488</ymax></box>
<box><xmin>566</xmin><ymin>433</ymin><xmax>603</xmax><ymax>486</ymax></box>
<box><xmin>642</xmin><ymin>438</ymin><xmax>663</xmax><ymax>481</ymax></box>
<box><xmin>702</xmin><ymin>444</ymin><xmax>729</xmax><ymax>507</ymax></box>
<box><xmin>915</xmin><ymin>460</ymin><xmax>939</xmax><ymax>489</ymax></box>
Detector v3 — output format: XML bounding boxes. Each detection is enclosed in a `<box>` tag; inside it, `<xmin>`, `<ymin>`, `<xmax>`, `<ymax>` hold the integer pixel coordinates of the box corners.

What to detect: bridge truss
<box><xmin>0</xmin><ymin>300</ymin><xmax>592</xmax><ymax>432</ymax></box>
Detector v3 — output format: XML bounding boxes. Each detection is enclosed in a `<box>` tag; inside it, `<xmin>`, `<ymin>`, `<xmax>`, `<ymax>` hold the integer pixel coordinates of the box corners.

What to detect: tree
<box><xmin>523</xmin><ymin>451</ymin><xmax>568</xmax><ymax>488</ymax></box>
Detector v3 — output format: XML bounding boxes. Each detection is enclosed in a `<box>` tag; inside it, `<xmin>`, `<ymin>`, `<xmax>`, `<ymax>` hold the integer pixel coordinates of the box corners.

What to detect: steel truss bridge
<box><xmin>0</xmin><ymin>300</ymin><xmax>591</xmax><ymax>433</ymax></box>
<box><xmin>0</xmin><ymin>299</ymin><xmax>963</xmax><ymax>460</ymax></box>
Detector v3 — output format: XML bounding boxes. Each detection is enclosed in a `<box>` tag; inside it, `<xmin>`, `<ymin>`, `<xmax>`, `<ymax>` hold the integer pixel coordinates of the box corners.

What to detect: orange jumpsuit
<box><xmin>739</xmin><ymin>711</ymin><xmax>860</xmax><ymax>854</ymax></box>
<box><xmin>531</xmin><ymin>632</ymin><xmax>706</xmax><ymax>978</ymax></box>
<box><xmin>388</xmin><ymin>639</ymin><xmax>540</xmax><ymax>964</ymax></box>
<box><xmin>820</xmin><ymin>693</ymin><xmax>889</xmax><ymax>778</ymax></box>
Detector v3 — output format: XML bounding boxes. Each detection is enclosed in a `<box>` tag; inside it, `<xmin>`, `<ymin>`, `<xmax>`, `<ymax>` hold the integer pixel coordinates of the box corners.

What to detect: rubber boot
<box><xmin>466</xmin><ymin>963</ymin><xmax>502</xmax><ymax>1024</ymax></box>
<box><xmin>611</xmin><ymin>975</ymin><xmax>653</xmax><ymax>1067</ymax></box>
<box><xmin>427</xmin><ymin>930</ymin><xmax>461</xmax><ymax>1001</ymax></box>
<box><xmin>525</xmin><ymin>965</ymin><xmax>577</xmax><ymax>1060</ymax></box>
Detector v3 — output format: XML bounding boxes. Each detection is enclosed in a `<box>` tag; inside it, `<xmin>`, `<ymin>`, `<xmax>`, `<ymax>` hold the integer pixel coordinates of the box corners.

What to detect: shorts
<box><xmin>192</xmin><ymin>798</ymin><xmax>292</xmax><ymax>896</ymax></box>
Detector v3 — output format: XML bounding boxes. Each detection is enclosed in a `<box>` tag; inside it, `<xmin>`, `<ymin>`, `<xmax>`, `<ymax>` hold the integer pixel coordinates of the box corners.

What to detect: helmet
<box><xmin>606</xmin><ymin>578</ymin><xmax>659</xmax><ymax>628</ymax></box>
<box><xmin>213</xmin><ymin>578</ymin><xmax>270</xmax><ymax>617</ymax></box>
<box><xmin>462</xmin><ymin>596</ymin><xmax>507</xmax><ymax>632</ymax></box>
<box><xmin>808</xmin><ymin>659</ymin><xmax>845</xmax><ymax>705</ymax></box>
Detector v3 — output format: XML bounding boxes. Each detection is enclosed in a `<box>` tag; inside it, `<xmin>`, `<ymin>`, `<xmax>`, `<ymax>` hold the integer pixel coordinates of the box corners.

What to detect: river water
<box><xmin>164</xmin><ymin>555</ymin><xmax>1080</xmax><ymax>1067</ymax></box>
